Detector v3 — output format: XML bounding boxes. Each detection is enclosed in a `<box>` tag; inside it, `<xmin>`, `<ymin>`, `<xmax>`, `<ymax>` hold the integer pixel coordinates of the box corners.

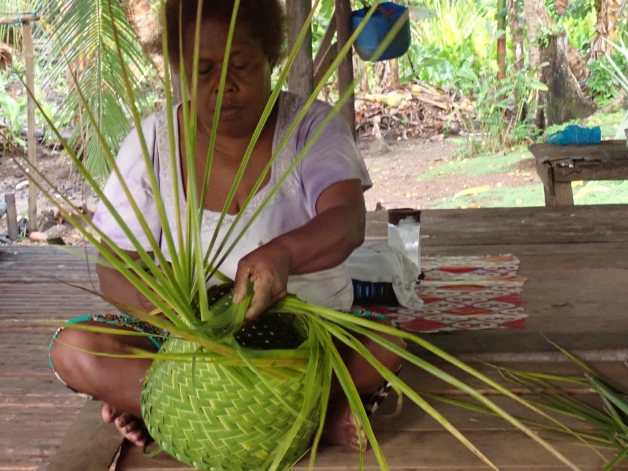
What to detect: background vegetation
<box><xmin>0</xmin><ymin>0</ymin><xmax>627</xmax><ymax>207</ymax></box>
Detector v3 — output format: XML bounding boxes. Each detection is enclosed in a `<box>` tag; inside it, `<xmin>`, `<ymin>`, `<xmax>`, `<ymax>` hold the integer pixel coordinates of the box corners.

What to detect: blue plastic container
<box><xmin>352</xmin><ymin>2</ymin><xmax>412</xmax><ymax>62</ymax></box>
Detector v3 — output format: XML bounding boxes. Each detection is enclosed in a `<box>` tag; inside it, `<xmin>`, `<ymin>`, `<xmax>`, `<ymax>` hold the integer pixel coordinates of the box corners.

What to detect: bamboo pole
<box><xmin>5</xmin><ymin>194</ymin><xmax>18</xmax><ymax>242</ymax></box>
<box><xmin>22</xmin><ymin>21</ymin><xmax>38</xmax><ymax>232</ymax></box>
<box><xmin>0</xmin><ymin>14</ymin><xmax>39</xmax><ymax>25</ymax></box>
<box><xmin>334</xmin><ymin>0</ymin><xmax>356</xmax><ymax>139</ymax></box>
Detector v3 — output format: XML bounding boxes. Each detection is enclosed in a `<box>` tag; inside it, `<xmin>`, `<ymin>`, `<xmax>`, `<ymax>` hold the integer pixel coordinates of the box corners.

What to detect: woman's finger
<box><xmin>233</xmin><ymin>262</ymin><xmax>252</xmax><ymax>304</ymax></box>
<box><xmin>246</xmin><ymin>277</ymin><xmax>274</xmax><ymax>321</ymax></box>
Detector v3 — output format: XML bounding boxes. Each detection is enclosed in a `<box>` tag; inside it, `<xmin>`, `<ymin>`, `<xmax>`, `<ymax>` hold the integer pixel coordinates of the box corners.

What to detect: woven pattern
<box><xmin>141</xmin><ymin>327</ymin><xmax>322</xmax><ymax>470</ymax></box>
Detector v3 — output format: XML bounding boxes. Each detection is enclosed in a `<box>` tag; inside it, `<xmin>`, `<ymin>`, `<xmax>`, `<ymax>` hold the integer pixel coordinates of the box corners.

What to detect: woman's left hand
<box><xmin>232</xmin><ymin>241</ymin><xmax>292</xmax><ymax>321</ymax></box>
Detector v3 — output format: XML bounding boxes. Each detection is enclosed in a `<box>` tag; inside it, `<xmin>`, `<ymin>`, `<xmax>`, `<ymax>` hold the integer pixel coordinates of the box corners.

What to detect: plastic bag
<box><xmin>547</xmin><ymin>125</ymin><xmax>602</xmax><ymax>146</ymax></box>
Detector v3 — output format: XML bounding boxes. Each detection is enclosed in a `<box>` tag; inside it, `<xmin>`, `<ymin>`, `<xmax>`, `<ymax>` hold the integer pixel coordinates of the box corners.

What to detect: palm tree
<box><xmin>40</xmin><ymin>0</ymin><xmax>160</xmax><ymax>176</ymax></box>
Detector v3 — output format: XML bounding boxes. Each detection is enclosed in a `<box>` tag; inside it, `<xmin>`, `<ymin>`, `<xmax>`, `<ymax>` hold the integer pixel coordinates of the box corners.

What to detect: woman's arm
<box><xmin>276</xmin><ymin>179</ymin><xmax>365</xmax><ymax>274</ymax></box>
<box><xmin>233</xmin><ymin>179</ymin><xmax>365</xmax><ymax>318</ymax></box>
<box><xmin>96</xmin><ymin>243</ymin><xmax>157</xmax><ymax>313</ymax></box>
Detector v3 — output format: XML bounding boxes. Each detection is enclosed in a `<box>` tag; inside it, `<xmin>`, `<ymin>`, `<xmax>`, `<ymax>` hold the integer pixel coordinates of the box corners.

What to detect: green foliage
<box><xmin>404</xmin><ymin>0</ymin><xmax>496</xmax><ymax>90</ymax></box>
<box><xmin>458</xmin><ymin>65</ymin><xmax>546</xmax><ymax>154</ymax></box>
<box><xmin>601</xmin><ymin>39</ymin><xmax>628</xmax><ymax>138</ymax></box>
<box><xmin>0</xmin><ymin>90</ymin><xmax>27</xmax><ymax>149</ymax></box>
<box><xmin>587</xmin><ymin>53</ymin><xmax>628</xmax><ymax>106</ymax></box>
<box><xmin>560</xmin><ymin>10</ymin><xmax>596</xmax><ymax>53</ymax></box>
<box><xmin>42</xmin><ymin>0</ymin><xmax>158</xmax><ymax>177</ymax></box>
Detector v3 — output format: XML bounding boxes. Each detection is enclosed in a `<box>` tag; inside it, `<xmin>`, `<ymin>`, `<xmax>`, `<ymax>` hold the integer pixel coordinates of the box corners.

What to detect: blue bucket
<box><xmin>352</xmin><ymin>2</ymin><xmax>411</xmax><ymax>62</ymax></box>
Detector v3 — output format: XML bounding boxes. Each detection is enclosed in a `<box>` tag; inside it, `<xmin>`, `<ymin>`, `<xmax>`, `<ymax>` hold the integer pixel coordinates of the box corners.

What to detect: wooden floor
<box><xmin>3</xmin><ymin>205</ymin><xmax>628</xmax><ymax>471</ymax></box>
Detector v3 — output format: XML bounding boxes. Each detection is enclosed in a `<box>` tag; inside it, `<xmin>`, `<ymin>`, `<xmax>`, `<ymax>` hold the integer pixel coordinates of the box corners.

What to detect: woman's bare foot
<box><xmin>102</xmin><ymin>403</ymin><xmax>149</xmax><ymax>448</ymax></box>
<box><xmin>322</xmin><ymin>398</ymin><xmax>369</xmax><ymax>452</ymax></box>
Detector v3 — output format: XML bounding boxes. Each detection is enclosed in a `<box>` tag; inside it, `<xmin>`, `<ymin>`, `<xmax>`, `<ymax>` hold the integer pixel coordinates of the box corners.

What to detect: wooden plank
<box><xmin>287</xmin><ymin>0</ymin><xmax>314</xmax><ymax>98</ymax></box>
<box><xmin>118</xmin><ymin>430</ymin><xmax>626</xmax><ymax>470</ymax></box>
<box><xmin>365</xmin><ymin>205</ymin><xmax>628</xmax><ymax>245</ymax></box>
<box><xmin>0</xmin><ymin>15</ymin><xmax>40</xmax><ymax>25</ymax></box>
<box><xmin>115</xmin><ymin>361</ymin><xmax>628</xmax><ymax>470</ymax></box>
<box><xmin>554</xmin><ymin>158</ymin><xmax>628</xmax><ymax>182</ymax></box>
<box><xmin>47</xmin><ymin>401</ymin><xmax>123</xmax><ymax>471</ymax></box>
<box><xmin>0</xmin><ymin>246</ymin><xmax>98</xmax><ymax>283</ymax></box>
<box><xmin>542</xmin><ymin>181</ymin><xmax>575</xmax><ymax>206</ymax></box>
<box><xmin>0</xmin><ymin>282</ymin><xmax>110</xmax><ymax>319</ymax></box>
<box><xmin>334</xmin><ymin>0</ymin><xmax>356</xmax><ymax>137</ymax></box>
<box><xmin>23</xmin><ymin>21</ymin><xmax>38</xmax><ymax>233</ymax></box>
<box><xmin>530</xmin><ymin>141</ymin><xmax>628</xmax><ymax>165</ymax></box>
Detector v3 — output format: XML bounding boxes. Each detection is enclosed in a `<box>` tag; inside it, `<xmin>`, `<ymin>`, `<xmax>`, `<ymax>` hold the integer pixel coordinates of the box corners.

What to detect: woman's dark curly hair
<box><xmin>161</xmin><ymin>0</ymin><xmax>287</xmax><ymax>69</ymax></box>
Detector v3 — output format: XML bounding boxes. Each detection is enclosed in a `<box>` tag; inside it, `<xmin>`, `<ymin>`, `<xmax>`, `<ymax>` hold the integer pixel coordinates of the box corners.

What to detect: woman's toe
<box><xmin>102</xmin><ymin>404</ymin><xmax>118</xmax><ymax>423</ymax></box>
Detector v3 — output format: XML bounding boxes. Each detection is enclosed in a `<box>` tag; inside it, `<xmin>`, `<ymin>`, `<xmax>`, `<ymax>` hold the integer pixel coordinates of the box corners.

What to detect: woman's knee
<box><xmin>50</xmin><ymin>327</ymin><xmax>104</xmax><ymax>391</ymax></box>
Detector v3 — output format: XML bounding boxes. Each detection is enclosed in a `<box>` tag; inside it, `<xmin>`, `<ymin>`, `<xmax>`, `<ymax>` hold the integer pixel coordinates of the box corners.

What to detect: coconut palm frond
<box><xmin>42</xmin><ymin>0</ymin><xmax>158</xmax><ymax>176</ymax></box>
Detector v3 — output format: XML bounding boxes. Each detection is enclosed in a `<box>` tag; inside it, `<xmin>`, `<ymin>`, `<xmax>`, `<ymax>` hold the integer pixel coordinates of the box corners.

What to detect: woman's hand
<box><xmin>232</xmin><ymin>241</ymin><xmax>292</xmax><ymax>321</ymax></box>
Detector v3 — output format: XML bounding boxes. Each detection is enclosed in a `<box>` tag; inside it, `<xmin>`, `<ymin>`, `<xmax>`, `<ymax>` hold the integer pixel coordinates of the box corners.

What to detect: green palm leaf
<box><xmin>42</xmin><ymin>0</ymin><xmax>157</xmax><ymax>176</ymax></box>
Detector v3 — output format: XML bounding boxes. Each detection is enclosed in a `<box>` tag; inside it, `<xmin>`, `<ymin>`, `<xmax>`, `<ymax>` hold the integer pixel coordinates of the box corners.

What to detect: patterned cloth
<box><xmin>356</xmin><ymin>255</ymin><xmax>528</xmax><ymax>333</ymax></box>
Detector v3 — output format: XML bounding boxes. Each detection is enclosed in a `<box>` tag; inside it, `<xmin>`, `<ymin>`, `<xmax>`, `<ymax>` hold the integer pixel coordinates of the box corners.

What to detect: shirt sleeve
<box><xmin>92</xmin><ymin>114</ymin><xmax>161</xmax><ymax>251</ymax></box>
<box><xmin>297</xmin><ymin>100</ymin><xmax>372</xmax><ymax>213</ymax></box>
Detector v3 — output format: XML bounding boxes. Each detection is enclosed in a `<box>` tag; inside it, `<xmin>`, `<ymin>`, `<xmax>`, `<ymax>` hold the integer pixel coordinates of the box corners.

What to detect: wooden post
<box><xmin>23</xmin><ymin>21</ymin><xmax>38</xmax><ymax>232</ymax></box>
<box><xmin>286</xmin><ymin>0</ymin><xmax>314</xmax><ymax>97</ymax></box>
<box><xmin>5</xmin><ymin>194</ymin><xmax>18</xmax><ymax>242</ymax></box>
<box><xmin>313</xmin><ymin>15</ymin><xmax>337</xmax><ymax>73</ymax></box>
<box><xmin>334</xmin><ymin>0</ymin><xmax>356</xmax><ymax>138</ymax></box>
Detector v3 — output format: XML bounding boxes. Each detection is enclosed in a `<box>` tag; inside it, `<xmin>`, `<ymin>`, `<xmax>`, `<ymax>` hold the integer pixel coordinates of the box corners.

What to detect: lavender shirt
<box><xmin>93</xmin><ymin>92</ymin><xmax>372</xmax><ymax>309</ymax></box>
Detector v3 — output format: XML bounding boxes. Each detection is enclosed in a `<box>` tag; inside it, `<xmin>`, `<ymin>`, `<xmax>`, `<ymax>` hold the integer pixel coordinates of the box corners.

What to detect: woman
<box><xmin>49</xmin><ymin>0</ymin><xmax>405</xmax><ymax>453</ymax></box>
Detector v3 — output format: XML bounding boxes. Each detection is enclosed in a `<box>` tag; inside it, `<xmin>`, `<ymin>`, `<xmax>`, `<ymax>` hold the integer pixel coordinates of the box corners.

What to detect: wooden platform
<box><xmin>529</xmin><ymin>141</ymin><xmax>628</xmax><ymax>207</ymax></box>
<box><xmin>3</xmin><ymin>205</ymin><xmax>628</xmax><ymax>470</ymax></box>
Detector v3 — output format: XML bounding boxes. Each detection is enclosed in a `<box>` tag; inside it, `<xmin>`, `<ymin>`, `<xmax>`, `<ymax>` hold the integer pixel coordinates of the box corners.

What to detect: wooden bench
<box><xmin>529</xmin><ymin>140</ymin><xmax>628</xmax><ymax>206</ymax></box>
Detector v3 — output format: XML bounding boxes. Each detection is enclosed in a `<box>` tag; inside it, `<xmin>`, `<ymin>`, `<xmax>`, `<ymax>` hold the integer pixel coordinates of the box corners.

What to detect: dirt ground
<box><xmin>359</xmin><ymin>137</ymin><xmax>540</xmax><ymax>211</ymax></box>
<box><xmin>0</xmin><ymin>136</ymin><xmax>542</xmax><ymax>245</ymax></box>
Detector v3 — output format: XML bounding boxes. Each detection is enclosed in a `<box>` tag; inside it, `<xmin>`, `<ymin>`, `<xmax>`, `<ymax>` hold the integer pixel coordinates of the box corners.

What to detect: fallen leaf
<box><xmin>574</xmin><ymin>186</ymin><xmax>610</xmax><ymax>200</ymax></box>
<box><xmin>452</xmin><ymin>185</ymin><xmax>490</xmax><ymax>200</ymax></box>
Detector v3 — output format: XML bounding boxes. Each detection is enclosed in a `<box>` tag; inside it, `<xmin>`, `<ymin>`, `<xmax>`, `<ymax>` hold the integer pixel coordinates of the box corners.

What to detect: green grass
<box><xmin>434</xmin><ymin>184</ymin><xmax>545</xmax><ymax>209</ymax></box>
<box><xmin>431</xmin><ymin>181</ymin><xmax>628</xmax><ymax>209</ymax></box>
<box><xmin>419</xmin><ymin>111</ymin><xmax>628</xmax><ymax>209</ymax></box>
<box><xmin>418</xmin><ymin>149</ymin><xmax>531</xmax><ymax>181</ymax></box>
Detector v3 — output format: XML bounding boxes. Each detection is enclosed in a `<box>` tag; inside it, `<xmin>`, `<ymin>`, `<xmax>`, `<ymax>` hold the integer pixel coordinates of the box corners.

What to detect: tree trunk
<box><xmin>523</xmin><ymin>0</ymin><xmax>587</xmax><ymax>79</ymax></box>
<box><xmin>508</xmin><ymin>0</ymin><xmax>524</xmax><ymax>71</ymax></box>
<box><xmin>523</xmin><ymin>0</ymin><xmax>544</xmax><ymax>70</ymax></box>
<box><xmin>497</xmin><ymin>0</ymin><xmax>507</xmax><ymax>79</ymax></box>
<box><xmin>590</xmin><ymin>0</ymin><xmax>625</xmax><ymax>61</ymax></box>
<box><xmin>539</xmin><ymin>32</ymin><xmax>596</xmax><ymax>126</ymax></box>
<box><xmin>121</xmin><ymin>0</ymin><xmax>164</xmax><ymax>77</ymax></box>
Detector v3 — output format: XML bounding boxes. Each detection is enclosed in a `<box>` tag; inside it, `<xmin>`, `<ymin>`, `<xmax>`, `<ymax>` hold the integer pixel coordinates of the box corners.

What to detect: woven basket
<box><xmin>141</xmin><ymin>305</ymin><xmax>324</xmax><ymax>470</ymax></box>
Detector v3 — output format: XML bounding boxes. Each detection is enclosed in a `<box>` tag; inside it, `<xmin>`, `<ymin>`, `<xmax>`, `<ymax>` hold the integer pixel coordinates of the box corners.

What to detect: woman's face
<box><xmin>181</xmin><ymin>18</ymin><xmax>273</xmax><ymax>139</ymax></box>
